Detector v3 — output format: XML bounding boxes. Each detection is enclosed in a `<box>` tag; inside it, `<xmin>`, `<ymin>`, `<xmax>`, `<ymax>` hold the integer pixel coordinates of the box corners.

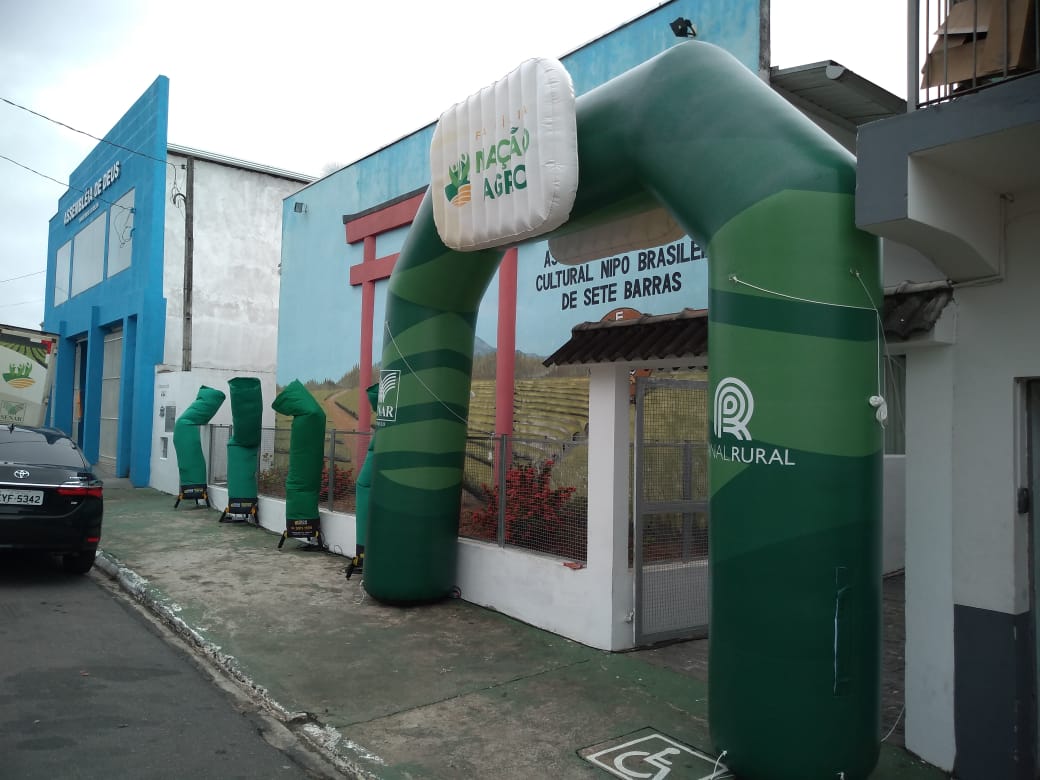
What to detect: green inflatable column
<box><xmin>346</xmin><ymin>383</ymin><xmax>379</xmax><ymax>579</ymax></box>
<box><xmin>271</xmin><ymin>380</ymin><xmax>326</xmax><ymax>545</ymax></box>
<box><xmin>172</xmin><ymin>385</ymin><xmax>226</xmax><ymax>507</ymax></box>
<box><xmin>222</xmin><ymin>377</ymin><xmax>263</xmax><ymax>523</ymax></box>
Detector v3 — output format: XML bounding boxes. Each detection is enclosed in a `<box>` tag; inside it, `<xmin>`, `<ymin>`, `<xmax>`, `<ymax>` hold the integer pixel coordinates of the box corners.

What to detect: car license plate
<box><xmin>0</xmin><ymin>490</ymin><xmax>43</xmax><ymax>505</ymax></box>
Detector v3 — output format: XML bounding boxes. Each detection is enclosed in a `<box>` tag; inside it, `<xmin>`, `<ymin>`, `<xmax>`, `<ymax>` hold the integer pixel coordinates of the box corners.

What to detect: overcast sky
<box><xmin>0</xmin><ymin>0</ymin><xmax>908</xmax><ymax>331</ymax></box>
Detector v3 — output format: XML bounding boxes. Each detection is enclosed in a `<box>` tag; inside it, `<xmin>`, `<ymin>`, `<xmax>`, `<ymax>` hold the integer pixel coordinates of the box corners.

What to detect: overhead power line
<box><xmin>0</xmin><ymin>269</ymin><xmax>45</xmax><ymax>284</ymax></box>
<box><xmin>0</xmin><ymin>95</ymin><xmax>183</xmax><ymax>207</ymax></box>
<box><xmin>1</xmin><ymin>96</ymin><xmax>174</xmax><ymax>172</ymax></box>
<box><xmin>0</xmin><ymin>297</ymin><xmax>43</xmax><ymax>309</ymax></box>
<box><xmin>0</xmin><ymin>152</ymin><xmax>134</xmax><ymax>216</ymax></box>
<box><xmin>0</xmin><ymin>152</ymin><xmax>81</xmax><ymax>191</ymax></box>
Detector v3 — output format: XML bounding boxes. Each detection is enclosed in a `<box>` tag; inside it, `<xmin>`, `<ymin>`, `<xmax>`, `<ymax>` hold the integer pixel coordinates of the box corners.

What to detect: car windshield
<box><xmin>0</xmin><ymin>429</ymin><xmax>88</xmax><ymax>468</ymax></box>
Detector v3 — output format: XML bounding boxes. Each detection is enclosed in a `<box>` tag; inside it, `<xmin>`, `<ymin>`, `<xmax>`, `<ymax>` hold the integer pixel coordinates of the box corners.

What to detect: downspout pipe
<box><xmin>181</xmin><ymin>156</ymin><xmax>194</xmax><ymax>372</ymax></box>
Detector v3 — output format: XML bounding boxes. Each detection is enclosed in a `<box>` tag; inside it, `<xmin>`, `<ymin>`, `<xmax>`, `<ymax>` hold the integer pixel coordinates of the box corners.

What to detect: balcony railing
<box><xmin>912</xmin><ymin>0</ymin><xmax>1039</xmax><ymax>107</ymax></box>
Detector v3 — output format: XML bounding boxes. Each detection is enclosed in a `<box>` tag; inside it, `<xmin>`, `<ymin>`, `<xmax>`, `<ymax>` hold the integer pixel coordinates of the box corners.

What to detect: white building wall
<box><xmin>951</xmin><ymin>188</ymin><xmax>1040</xmax><ymax>616</ymax></box>
<box><xmin>899</xmin><ymin>187</ymin><xmax>1040</xmax><ymax>772</ymax></box>
<box><xmin>879</xmin><ymin>237</ymin><xmax>945</xmax><ymax>576</ymax></box>
<box><xmin>150</xmin><ymin>368</ymin><xmax>277</xmax><ymax>496</ymax></box>
<box><xmin>153</xmin><ymin>152</ymin><xmax>306</xmax><ymax>494</ymax></box>
<box><xmin>882</xmin><ymin>238</ymin><xmax>944</xmax><ymax>288</ymax></box>
<box><xmin>904</xmin><ymin>343</ymin><xmax>957</xmax><ymax>769</ymax></box>
<box><xmin>162</xmin><ymin>153</ymin><xmax>304</xmax><ymax>375</ymax></box>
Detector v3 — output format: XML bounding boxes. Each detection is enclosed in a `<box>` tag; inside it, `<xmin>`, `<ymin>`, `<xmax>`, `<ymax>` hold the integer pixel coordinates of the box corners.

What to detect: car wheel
<box><xmin>62</xmin><ymin>550</ymin><xmax>96</xmax><ymax>575</ymax></box>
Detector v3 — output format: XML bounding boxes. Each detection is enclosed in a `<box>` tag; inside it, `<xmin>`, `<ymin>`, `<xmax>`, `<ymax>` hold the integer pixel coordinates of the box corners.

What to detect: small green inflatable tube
<box><xmin>271</xmin><ymin>380</ymin><xmax>326</xmax><ymax>536</ymax></box>
<box><xmin>226</xmin><ymin>377</ymin><xmax>263</xmax><ymax>518</ymax></box>
<box><xmin>173</xmin><ymin>385</ymin><xmax>226</xmax><ymax>488</ymax></box>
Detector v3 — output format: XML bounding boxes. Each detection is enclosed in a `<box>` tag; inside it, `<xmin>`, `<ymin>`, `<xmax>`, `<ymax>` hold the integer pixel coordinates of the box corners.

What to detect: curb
<box><xmin>93</xmin><ymin>549</ymin><xmax>382</xmax><ymax>780</ymax></box>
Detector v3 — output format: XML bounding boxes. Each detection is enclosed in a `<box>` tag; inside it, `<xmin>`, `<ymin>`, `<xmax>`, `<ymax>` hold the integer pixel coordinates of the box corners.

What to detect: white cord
<box><xmin>711</xmin><ymin>749</ymin><xmax>728</xmax><ymax>777</ymax></box>
<box><xmin>882</xmin><ymin>705</ymin><xmax>905</xmax><ymax>742</ymax></box>
<box><xmin>729</xmin><ymin>272</ymin><xmax>889</xmax><ymax>429</ymax></box>
<box><xmin>729</xmin><ymin>274</ymin><xmax>875</xmax><ymax>312</ymax></box>
<box><xmin>851</xmin><ymin>270</ymin><xmax>886</xmax><ymax>401</ymax></box>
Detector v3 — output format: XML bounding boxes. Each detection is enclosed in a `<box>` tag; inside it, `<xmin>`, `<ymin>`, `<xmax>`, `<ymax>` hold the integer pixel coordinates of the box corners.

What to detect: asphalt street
<box><xmin>0</xmin><ymin>551</ymin><xmax>333</xmax><ymax>780</ymax></box>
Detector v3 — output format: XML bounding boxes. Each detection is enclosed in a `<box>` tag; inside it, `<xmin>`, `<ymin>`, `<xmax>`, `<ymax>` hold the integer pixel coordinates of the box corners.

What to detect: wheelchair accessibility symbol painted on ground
<box><xmin>583</xmin><ymin>732</ymin><xmax>732</xmax><ymax>780</ymax></box>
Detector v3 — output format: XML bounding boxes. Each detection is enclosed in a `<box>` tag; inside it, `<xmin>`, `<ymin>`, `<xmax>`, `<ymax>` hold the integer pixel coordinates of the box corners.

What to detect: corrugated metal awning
<box><xmin>769</xmin><ymin>61</ymin><xmax>907</xmax><ymax>130</ymax></box>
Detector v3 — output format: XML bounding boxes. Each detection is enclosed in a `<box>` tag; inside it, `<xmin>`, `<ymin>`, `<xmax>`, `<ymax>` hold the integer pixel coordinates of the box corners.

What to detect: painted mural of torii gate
<box><xmin>365</xmin><ymin>42</ymin><xmax>882</xmax><ymax>780</ymax></box>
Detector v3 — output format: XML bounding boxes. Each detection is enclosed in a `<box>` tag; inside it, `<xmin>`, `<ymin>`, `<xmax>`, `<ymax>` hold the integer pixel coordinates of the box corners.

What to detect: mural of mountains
<box><xmin>474</xmin><ymin>336</ymin><xmax>496</xmax><ymax>357</ymax></box>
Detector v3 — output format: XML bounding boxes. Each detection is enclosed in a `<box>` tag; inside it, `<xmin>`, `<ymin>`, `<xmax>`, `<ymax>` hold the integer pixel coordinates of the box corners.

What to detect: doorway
<box><xmin>97</xmin><ymin>327</ymin><xmax>122</xmax><ymax>473</ymax></box>
<box><xmin>632</xmin><ymin>374</ymin><xmax>710</xmax><ymax>645</ymax></box>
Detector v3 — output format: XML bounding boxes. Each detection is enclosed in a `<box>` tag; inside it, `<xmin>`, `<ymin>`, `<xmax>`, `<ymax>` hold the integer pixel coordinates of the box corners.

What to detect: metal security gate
<box><xmin>633</xmin><ymin>375</ymin><xmax>710</xmax><ymax>645</ymax></box>
<box><xmin>98</xmin><ymin>328</ymin><xmax>122</xmax><ymax>472</ymax></box>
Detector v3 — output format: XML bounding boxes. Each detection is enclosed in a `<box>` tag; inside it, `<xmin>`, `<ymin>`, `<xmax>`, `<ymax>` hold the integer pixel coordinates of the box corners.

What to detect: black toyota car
<box><xmin>0</xmin><ymin>424</ymin><xmax>103</xmax><ymax>573</ymax></box>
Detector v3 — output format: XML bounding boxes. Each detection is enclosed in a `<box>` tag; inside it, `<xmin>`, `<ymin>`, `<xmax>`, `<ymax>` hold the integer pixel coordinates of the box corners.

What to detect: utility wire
<box><xmin>0</xmin><ymin>269</ymin><xmax>45</xmax><ymax>284</ymax></box>
<box><xmin>1</xmin><ymin>96</ymin><xmax>182</xmax><ymax>205</ymax></box>
<box><xmin>0</xmin><ymin>297</ymin><xmax>43</xmax><ymax>308</ymax></box>
<box><xmin>1</xmin><ymin>96</ymin><xmax>175</xmax><ymax>173</ymax></box>
<box><xmin>0</xmin><ymin>152</ymin><xmax>85</xmax><ymax>192</ymax></box>
<box><xmin>0</xmin><ymin>152</ymin><xmax>134</xmax><ymax>216</ymax></box>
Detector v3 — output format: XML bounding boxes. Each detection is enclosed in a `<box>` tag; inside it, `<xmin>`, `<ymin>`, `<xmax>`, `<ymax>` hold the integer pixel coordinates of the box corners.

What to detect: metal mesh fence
<box><xmin>459</xmin><ymin>436</ymin><xmax>498</xmax><ymax>543</ymax></box>
<box><xmin>208</xmin><ymin>425</ymin><xmax>588</xmax><ymax>560</ymax></box>
<box><xmin>638</xmin><ymin>443</ymin><xmax>709</xmax><ymax>561</ymax></box>
<box><xmin>208</xmin><ymin>425</ymin><xmax>230</xmax><ymax>484</ymax></box>
<box><xmin>322</xmin><ymin>428</ymin><xmax>370</xmax><ymax>513</ymax></box>
<box><xmin>210</xmin><ymin>425</ymin><xmax>370</xmax><ymax>513</ymax></box>
<box><xmin>459</xmin><ymin>434</ymin><xmax>588</xmax><ymax>562</ymax></box>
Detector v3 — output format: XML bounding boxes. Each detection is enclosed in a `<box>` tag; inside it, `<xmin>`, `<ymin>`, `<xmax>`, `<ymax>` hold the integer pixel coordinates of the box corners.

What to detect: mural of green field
<box><xmin>468</xmin><ymin>376</ymin><xmax>588</xmax><ymax>437</ymax></box>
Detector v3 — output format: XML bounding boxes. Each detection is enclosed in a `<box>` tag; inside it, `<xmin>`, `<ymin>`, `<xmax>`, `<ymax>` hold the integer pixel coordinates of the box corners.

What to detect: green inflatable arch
<box><xmin>367</xmin><ymin>41</ymin><xmax>882</xmax><ymax>779</ymax></box>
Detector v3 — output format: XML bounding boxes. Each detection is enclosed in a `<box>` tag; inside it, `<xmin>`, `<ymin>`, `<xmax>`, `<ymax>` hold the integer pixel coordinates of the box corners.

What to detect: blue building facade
<box><xmin>44</xmin><ymin>76</ymin><xmax>170</xmax><ymax>486</ymax></box>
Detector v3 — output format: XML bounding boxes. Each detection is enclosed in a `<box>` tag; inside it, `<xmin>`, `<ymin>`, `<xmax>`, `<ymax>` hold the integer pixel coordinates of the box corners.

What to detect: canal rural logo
<box><xmin>711</xmin><ymin>376</ymin><xmax>797</xmax><ymax>467</ymax></box>
<box><xmin>444</xmin><ymin>125</ymin><xmax>530</xmax><ymax>208</ymax></box>
<box><xmin>713</xmin><ymin>377</ymin><xmax>754</xmax><ymax>440</ymax></box>
<box><xmin>3</xmin><ymin>362</ymin><xmax>35</xmax><ymax>389</ymax></box>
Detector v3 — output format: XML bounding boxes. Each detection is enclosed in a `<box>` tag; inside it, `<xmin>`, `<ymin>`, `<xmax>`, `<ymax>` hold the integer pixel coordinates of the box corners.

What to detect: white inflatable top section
<box><xmin>548</xmin><ymin>207</ymin><xmax>686</xmax><ymax>266</ymax></box>
<box><xmin>430</xmin><ymin>57</ymin><xmax>578</xmax><ymax>252</ymax></box>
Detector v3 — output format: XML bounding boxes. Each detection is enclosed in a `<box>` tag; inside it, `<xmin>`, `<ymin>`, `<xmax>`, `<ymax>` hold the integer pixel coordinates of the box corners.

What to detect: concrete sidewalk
<box><xmin>95</xmin><ymin>486</ymin><xmax>944</xmax><ymax>779</ymax></box>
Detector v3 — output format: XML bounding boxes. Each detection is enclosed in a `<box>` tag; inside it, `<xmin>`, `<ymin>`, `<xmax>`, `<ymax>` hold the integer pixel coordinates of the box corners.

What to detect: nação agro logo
<box><xmin>444</xmin><ymin>154</ymin><xmax>472</xmax><ymax>206</ymax></box>
<box><xmin>444</xmin><ymin>125</ymin><xmax>530</xmax><ymax>208</ymax></box>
